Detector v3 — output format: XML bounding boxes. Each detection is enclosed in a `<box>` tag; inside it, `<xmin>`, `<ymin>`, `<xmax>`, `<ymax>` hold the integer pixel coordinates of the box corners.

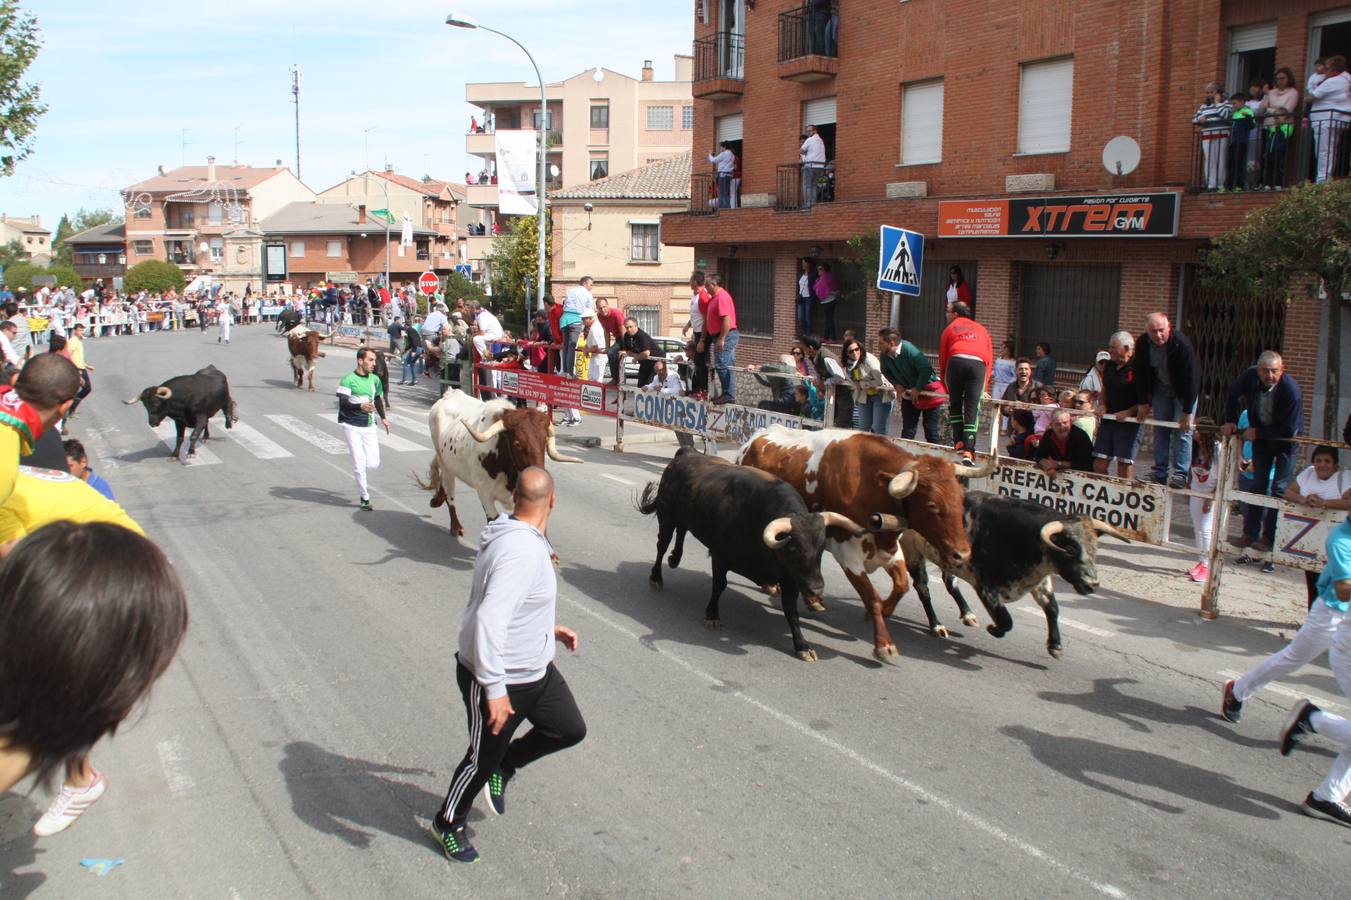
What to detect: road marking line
<box><xmin>151</xmin><ymin>423</ymin><xmax>222</xmax><ymax>466</ymax></box>
<box><xmin>265</xmin><ymin>414</ymin><xmax>346</xmax><ymax>454</ymax></box>
<box><xmin>1217</xmin><ymin>669</ymin><xmax>1343</xmax><ymax>713</ymax></box>
<box><xmin>599</xmin><ymin>473</ymin><xmax>634</xmax><ymax>486</ymax></box>
<box><xmin>313</xmin><ymin>456</ymin><xmax>427</xmax><ymax>517</ymax></box>
<box><xmin>155</xmin><ymin>738</ymin><xmax>196</xmax><ymax>796</ymax></box>
<box><xmin>221</xmin><ymin>422</ymin><xmax>293</xmax><ymax>460</ymax></box>
<box><xmin>313</xmin><ymin>414</ymin><xmax>426</xmax><ymax>452</ymax></box>
<box><xmin>560</xmin><ymin>596</ymin><xmax>1128</xmax><ymax>899</ymax></box>
<box><xmin>1012</xmin><ymin>605</ymin><xmax>1115</xmax><ymax>638</ymax></box>
<box><xmin>391</xmin><ymin>416</ymin><xmax>431</xmax><ymax>438</ymax></box>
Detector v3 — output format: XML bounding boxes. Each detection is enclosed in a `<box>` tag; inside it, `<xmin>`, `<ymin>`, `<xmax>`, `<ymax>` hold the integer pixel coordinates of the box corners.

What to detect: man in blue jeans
<box><xmin>705</xmin><ymin>273</ymin><xmax>739</xmax><ymax>405</ymax></box>
<box><xmin>1133</xmin><ymin>312</ymin><xmax>1200</xmax><ymax>488</ymax></box>
<box><xmin>1223</xmin><ymin>351</ymin><xmax>1304</xmax><ymax>552</ymax></box>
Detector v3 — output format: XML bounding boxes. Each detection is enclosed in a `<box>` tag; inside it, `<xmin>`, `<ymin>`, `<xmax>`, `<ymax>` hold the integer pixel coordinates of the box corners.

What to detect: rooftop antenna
<box><xmin>290</xmin><ymin>65</ymin><xmax>302</xmax><ymax>178</ymax></box>
<box><xmin>233</xmin><ymin>123</ymin><xmax>244</xmax><ymax>165</ymax></box>
<box><xmin>180</xmin><ymin>128</ymin><xmax>193</xmax><ymax>167</ymax></box>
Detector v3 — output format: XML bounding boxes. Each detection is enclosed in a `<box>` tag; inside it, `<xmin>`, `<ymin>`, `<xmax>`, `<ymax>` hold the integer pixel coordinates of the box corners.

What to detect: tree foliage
<box><xmin>52</xmin><ymin>207</ymin><xmax>121</xmax><ymax>267</ymax></box>
<box><xmin>124</xmin><ymin>259</ymin><xmax>186</xmax><ymax>294</ymax></box>
<box><xmin>0</xmin><ymin>2</ymin><xmax>47</xmax><ymax>176</ymax></box>
<box><xmin>1200</xmin><ymin>179</ymin><xmax>1351</xmax><ymax>438</ymax></box>
<box><xmin>1</xmin><ymin>260</ymin><xmax>37</xmax><ymax>290</ymax></box>
<box><xmin>485</xmin><ymin>214</ymin><xmax>552</xmax><ymax>327</ymax></box>
<box><xmin>41</xmin><ymin>262</ymin><xmax>80</xmax><ymax>288</ymax></box>
<box><xmin>0</xmin><ymin>237</ymin><xmax>25</xmax><ymax>270</ymax></box>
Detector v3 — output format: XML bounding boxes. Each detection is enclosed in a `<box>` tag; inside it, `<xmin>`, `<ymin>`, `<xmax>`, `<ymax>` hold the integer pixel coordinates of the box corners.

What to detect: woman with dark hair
<box><xmin>1257</xmin><ymin>67</ymin><xmax>1301</xmax><ymax>189</ymax></box>
<box><xmin>799</xmin><ymin>334</ymin><xmax>852</xmax><ymax>428</ymax></box>
<box><xmin>946</xmin><ymin>266</ymin><xmax>971</xmax><ymax>311</ymax></box>
<box><xmin>0</xmin><ymin>521</ymin><xmax>188</xmax><ymax>822</ymax></box>
<box><xmin>841</xmin><ymin>337</ymin><xmax>894</xmax><ymax>435</ymax></box>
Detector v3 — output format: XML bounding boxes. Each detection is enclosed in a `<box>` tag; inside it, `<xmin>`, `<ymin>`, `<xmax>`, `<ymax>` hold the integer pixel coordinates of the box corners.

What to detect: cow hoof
<box><xmin>873</xmin><ymin>645</ymin><xmax>900</xmax><ymax>664</ymax></box>
<box><xmin>667</xmin><ymin>555</ymin><xmax>680</xmax><ymax>568</ymax></box>
<box><xmin>987</xmin><ymin>624</ymin><xmax>1008</xmax><ymax>639</ymax></box>
<box><xmin>452</xmin><ymin>526</ymin><xmax>465</xmax><ymax>538</ymax></box>
<box><xmin>1048</xmin><ymin>646</ymin><xmax>1064</xmax><ymax>659</ymax></box>
<box><xmin>703</xmin><ymin>618</ymin><xmax>720</xmax><ymax>630</ymax></box>
<box><xmin>961</xmin><ymin>613</ymin><xmax>979</xmax><ymax>627</ymax></box>
<box><xmin>649</xmin><ymin>577</ymin><xmax>662</xmax><ymax>589</ymax></box>
<box><xmin>761</xmin><ymin>583</ymin><xmax>780</xmax><ymax>597</ymax></box>
<box><xmin>931</xmin><ymin>625</ymin><xmax>949</xmax><ymax>639</ymax></box>
<box><xmin>797</xmin><ymin>648</ymin><xmax>818</xmax><ymax>662</ymax></box>
<box><xmin>807</xmin><ymin>599</ymin><xmax>826</xmax><ymax>613</ymax></box>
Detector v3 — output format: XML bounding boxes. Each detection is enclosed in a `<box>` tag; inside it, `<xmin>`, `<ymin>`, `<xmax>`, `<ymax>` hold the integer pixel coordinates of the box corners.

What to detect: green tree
<box><xmin>0</xmin><ymin>2</ymin><xmax>47</xmax><ymax>176</ymax></box>
<box><xmin>1200</xmin><ymin>179</ymin><xmax>1351</xmax><ymax>439</ymax></box>
<box><xmin>485</xmin><ymin>214</ymin><xmax>552</xmax><ymax>328</ymax></box>
<box><xmin>1</xmin><ymin>260</ymin><xmax>37</xmax><ymax>290</ymax></box>
<box><xmin>52</xmin><ymin>207</ymin><xmax>120</xmax><ymax>267</ymax></box>
<box><xmin>42</xmin><ymin>262</ymin><xmax>80</xmax><ymax>288</ymax></box>
<box><xmin>0</xmin><ymin>237</ymin><xmax>26</xmax><ymax>271</ymax></box>
<box><xmin>441</xmin><ymin>270</ymin><xmax>489</xmax><ymax>308</ymax></box>
<box><xmin>124</xmin><ymin>259</ymin><xmax>186</xmax><ymax>294</ymax></box>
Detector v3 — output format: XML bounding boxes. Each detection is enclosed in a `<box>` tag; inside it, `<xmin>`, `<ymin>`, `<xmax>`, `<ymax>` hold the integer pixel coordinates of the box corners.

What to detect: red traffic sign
<box><xmin>418</xmin><ymin>271</ymin><xmax>440</xmax><ymax>295</ymax></box>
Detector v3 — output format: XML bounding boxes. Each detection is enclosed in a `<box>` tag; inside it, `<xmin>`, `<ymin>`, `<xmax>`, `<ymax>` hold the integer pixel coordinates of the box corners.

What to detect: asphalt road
<box><xmin>1</xmin><ymin>325</ymin><xmax>1347</xmax><ymax>899</ymax></box>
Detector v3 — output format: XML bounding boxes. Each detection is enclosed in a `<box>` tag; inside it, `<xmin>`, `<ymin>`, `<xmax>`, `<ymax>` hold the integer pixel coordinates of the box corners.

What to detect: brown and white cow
<box><xmin>737</xmin><ymin>426</ymin><xmax>986</xmax><ymax>662</ymax></box>
<box><xmin>419</xmin><ymin>390</ymin><xmax>583</xmax><ymax>537</ymax></box>
<box><xmin>286</xmin><ymin>326</ymin><xmax>327</xmax><ymax>391</ymax></box>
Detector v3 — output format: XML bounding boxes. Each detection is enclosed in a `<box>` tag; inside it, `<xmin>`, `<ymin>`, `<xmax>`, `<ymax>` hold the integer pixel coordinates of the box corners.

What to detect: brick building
<box><xmin>257</xmin><ymin>203</ymin><xmax>442</xmax><ymax>290</ymax></box>
<box><xmin>662</xmin><ymin>0</ymin><xmax>1351</xmax><ymax>436</ymax></box>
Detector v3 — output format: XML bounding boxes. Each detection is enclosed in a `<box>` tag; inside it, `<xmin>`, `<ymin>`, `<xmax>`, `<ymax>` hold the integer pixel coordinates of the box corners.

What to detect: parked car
<box><xmin>622</xmin><ymin>335</ymin><xmax>691</xmax><ymax>385</ymax></box>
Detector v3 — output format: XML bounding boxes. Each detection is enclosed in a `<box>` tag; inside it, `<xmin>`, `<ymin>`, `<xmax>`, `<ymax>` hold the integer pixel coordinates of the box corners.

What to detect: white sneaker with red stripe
<box><xmin>33</xmin><ymin>769</ymin><xmax>106</xmax><ymax>836</ymax></box>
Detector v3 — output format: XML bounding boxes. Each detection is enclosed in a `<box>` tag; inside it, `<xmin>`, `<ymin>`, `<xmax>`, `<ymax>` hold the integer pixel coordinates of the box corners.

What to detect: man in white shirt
<box><xmin>0</xmin><ymin>321</ymin><xmax>21</xmax><ymax>368</ymax></box>
<box><xmin>216</xmin><ymin>296</ymin><xmax>233</xmax><ymax>344</ymax></box>
<box><xmin>707</xmin><ymin>142</ymin><xmax>736</xmax><ymax>209</ymax></box>
<box><xmin>800</xmin><ymin>125</ymin><xmax>827</xmax><ymax>209</ymax></box>
<box><xmin>472</xmin><ymin>302</ymin><xmax>506</xmax><ymax>400</ymax></box>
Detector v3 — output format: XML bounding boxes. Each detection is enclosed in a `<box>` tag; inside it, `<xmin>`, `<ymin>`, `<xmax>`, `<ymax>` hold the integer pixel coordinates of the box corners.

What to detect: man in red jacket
<box><xmin>938</xmin><ymin>302</ymin><xmax>993</xmax><ymax>464</ymax></box>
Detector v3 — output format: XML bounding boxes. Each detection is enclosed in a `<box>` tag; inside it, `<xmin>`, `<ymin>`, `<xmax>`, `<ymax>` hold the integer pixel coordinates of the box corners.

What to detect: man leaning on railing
<box><xmin>1222</xmin><ymin>350</ymin><xmax>1303</xmax><ymax>554</ymax></box>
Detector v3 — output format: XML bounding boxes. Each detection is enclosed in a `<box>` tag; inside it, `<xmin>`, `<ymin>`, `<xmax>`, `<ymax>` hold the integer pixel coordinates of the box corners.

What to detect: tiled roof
<box><xmin>550</xmin><ymin>152</ymin><xmax>691</xmax><ymax>201</ymax></box>
<box><xmin>374</xmin><ymin>170</ymin><xmax>454</xmax><ymax>199</ymax></box>
<box><xmin>125</xmin><ymin>164</ymin><xmax>287</xmax><ymax>193</ymax></box>
<box><xmin>259</xmin><ymin>202</ymin><xmax>438</xmax><ymax>236</ymax></box>
<box><xmin>64</xmin><ymin>221</ymin><xmax>126</xmax><ymax>244</ymax></box>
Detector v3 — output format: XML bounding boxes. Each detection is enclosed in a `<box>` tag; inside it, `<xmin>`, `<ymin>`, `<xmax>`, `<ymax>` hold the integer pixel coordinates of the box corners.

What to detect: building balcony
<box><xmin>1188</xmin><ymin>112</ymin><xmax>1348</xmax><ymax>193</ymax></box>
<box><xmin>777</xmin><ymin>6</ymin><xmax>838</xmax><ymax>82</ymax></box>
<box><xmin>466</xmin><ymin>182</ymin><xmax>499</xmax><ymax>207</ymax></box>
<box><xmin>776</xmin><ymin>162</ymin><xmax>836</xmax><ymax>212</ymax></box>
<box><xmin>166</xmin><ymin>251</ymin><xmax>197</xmax><ymax>267</ymax></box>
<box><xmin>72</xmin><ymin>262</ymin><xmax>126</xmax><ymax>281</ymax></box>
<box><xmin>466</xmin><ymin>131</ymin><xmax>496</xmax><ymax>157</ymax></box>
<box><xmin>465</xmin><ymin>234</ymin><xmax>495</xmax><ymax>260</ymax></box>
<box><xmin>692</xmin><ymin>32</ymin><xmax>744</xmax><ymax>100</ymax></box>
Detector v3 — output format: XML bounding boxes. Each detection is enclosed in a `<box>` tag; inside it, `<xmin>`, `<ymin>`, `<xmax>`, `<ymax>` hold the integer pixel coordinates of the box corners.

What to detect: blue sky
<box><xmin>0</xmin><ymin>0</ymin><xmax>691</xmax><ymax>232</ymax></box>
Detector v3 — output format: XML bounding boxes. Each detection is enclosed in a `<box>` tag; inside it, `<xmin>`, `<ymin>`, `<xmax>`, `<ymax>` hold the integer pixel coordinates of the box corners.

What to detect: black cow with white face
<box><xmin>897</xmin><ymin>492</ymin><xmax>1130</xmax><ymax>657</ymax></box>
<box><xmin>637</xmin><ymin>449</ymin><xmax>867</xmax><ymax>662</ymax></box>
<box><xmin>124</xmin><ymin>364</ymin><xmax>238</xmax><ymax>461</ymax></box>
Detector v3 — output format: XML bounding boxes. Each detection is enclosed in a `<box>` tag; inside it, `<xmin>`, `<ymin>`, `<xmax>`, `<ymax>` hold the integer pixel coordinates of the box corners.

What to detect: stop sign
<box><xmin>419</xmin><ymin>271</ymin><xmax>440</xmax><ymax>296</ymax></box>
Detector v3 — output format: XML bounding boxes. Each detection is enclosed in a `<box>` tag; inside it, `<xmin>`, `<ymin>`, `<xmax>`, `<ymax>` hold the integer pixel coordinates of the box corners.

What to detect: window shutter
<box><xmin>1229</xmin><ymin>22</ymin><xmax>1277</xmax><ymax>53</ymax></box>
<box><xmin>1018</xmin><ymin>58</ymin><xmax>1074</xmax><ymax>154</ymax></box>
<box><xmin>802</xmin><ymin>97</ymin><xmax>837</xmax><ymax>127</ymax></box>
<box><xmin>901</xmin><ymin>80</ymin><xmax>944</xmax><ymax>164</ymax></box>
<box><xmin>715</xmin><ymin>113</ymin><xmax>743</xmax><ymax>143</ymax></box>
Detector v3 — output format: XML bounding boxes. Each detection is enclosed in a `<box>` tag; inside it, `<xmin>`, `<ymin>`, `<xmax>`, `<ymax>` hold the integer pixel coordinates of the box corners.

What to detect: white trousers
<box><xmin>1312</xmin><ymin>114</ymin><xmax>1349</xmax><ymax>184</ymax></box>
<box><xmin>1311</xmin><ymin>623</ymin><xmax>1351</xmax><ymax>801</ymax></box>
<box><xmin>1233</xmin><ymin>599</ymin><xmax>1345</xmax><ymax>702</ymax></box>
<box><xmin>342</xmin><ymin>424</ymin><xmax>381</xmax><ymax>500</ymax></box>
<box><xmin>1200</xmin><ymin>136</ymin><xmax>1228</xmax><ymax>190</ymax></box>
<box><xmin>219</xmin><ymin>318</ymin><xmax>232</xmax><ymax>342</ymax></box>
<box><xmin>1189</xmin><ymin>496</ymin><xmax>1213</xmax><ymax>563</ymax></box>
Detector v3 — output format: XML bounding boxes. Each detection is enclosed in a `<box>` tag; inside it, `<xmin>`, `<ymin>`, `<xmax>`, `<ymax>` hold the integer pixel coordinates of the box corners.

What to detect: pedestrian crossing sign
<box><xmin>877</xmin><ymin>225</ymin><xmax>923</xmax><ymax>297</ymax></box>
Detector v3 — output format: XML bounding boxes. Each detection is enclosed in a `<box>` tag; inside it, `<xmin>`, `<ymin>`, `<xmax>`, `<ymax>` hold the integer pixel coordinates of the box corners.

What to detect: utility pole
<box><xmin>233</xmin><ymin>123</ymin><xmax>244</xmax><ymax>165</ymax></box>
<box><xmin>291</xmin><ymin>65</ymin><xmax>302</xmax><ymax>178</ymax></box>
<box><xmin>181</xmin><ymin>128</ymin><xmax>193</xmax><ymax>166</ymax></box>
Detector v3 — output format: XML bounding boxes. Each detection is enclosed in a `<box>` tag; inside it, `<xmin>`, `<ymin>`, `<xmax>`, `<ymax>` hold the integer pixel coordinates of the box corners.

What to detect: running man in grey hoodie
<box><xmin>431</xmin><ymin>467</ymin><xmax>586</xmax><ymax>864</ymax></box>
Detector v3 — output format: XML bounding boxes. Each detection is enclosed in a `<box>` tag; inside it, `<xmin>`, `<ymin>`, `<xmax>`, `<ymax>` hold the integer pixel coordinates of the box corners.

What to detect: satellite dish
<box><xmin>1102</xmin><ymin>136</ymin><xmax>1141</xmax><ymax>177</ymax></box>
<box><xmin>593</xmin><ymin>67</ymin><xmax>604</xmax><ymax>83</ymax></box>
<box><xmin>549</xmin><ymin>164</ymin><xmax>560</xmax><ymax>178</ymax></box>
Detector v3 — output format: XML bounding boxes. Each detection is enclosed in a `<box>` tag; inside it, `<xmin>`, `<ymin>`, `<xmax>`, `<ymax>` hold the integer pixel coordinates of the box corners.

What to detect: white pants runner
<box><xmin>219</xmin><ymin>317</ymin><xmax>232</xmax><ymax>342</ymax></box>
<box><xmin>342</xmin><ymin>423</ymin><xmax>381</xmax><ymax>500</ymax></box>
<box><xmin>1311</xmin><ymin>622</ymin><xmax>1351</xmax><ymax>801</ymax></box>
<box><xmin>1233</xmin><ymin>599</ymin><xmax>1345</xmax><ymax>702</ymax></box>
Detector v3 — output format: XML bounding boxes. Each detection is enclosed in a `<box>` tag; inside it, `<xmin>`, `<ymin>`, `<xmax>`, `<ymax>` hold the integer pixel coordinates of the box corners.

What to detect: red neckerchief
<box><xmin>0</xmin><ymin>388</ymin><xmax>44</xmax><ymax>454</ymax></box>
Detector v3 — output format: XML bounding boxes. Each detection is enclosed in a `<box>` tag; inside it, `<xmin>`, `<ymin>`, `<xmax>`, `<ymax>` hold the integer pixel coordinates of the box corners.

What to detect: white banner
<box><xmin>496</xmin><ymin>129</ymin><xmax>539</xmax><ymax>215</ymax></box>
<box><xmin>619</xmin><ymin>388</ymin><xmax>821</xmax><ymax>441</ymax></box>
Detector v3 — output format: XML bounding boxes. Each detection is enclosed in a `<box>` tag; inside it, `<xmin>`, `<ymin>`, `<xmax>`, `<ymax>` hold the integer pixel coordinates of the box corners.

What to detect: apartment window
<box><xmin>179</xmin><ymin>207</ymin><xmax>194</xmax><ymax>226</ymax></box>
<box><xmin>1017</xmin><ymin>57</ymin><xmax>1074</xmax><ymax>154</ymax></box>
<box><xmin>629</xmin><ymin>222</ymin><xmax>660</xmax><ymax>262</ymax></box>
<box><xmin>681</xmin><ymin>105</ymin><xmax>694</xmax><ymax>130</ymax></box>
<box><xmin>209</xmin><ymin>236</ymin><xmax>224</xmax><ymax>261</ymax></box>
<box><xmin>590</xmin><ymin>104</ymin><xmax>609</xmax><ymax>128</ymax></box>
<box><xmin>1228</xmin><ymin>23</ymin><xmax>1276</xmax><ymax>98</ymax></box>
<box><xmin>900</xmin><ymin>79</ymin><xmax>944</xmax><ymax>165</ymax></box>
<box><xmin>721</xmin><ymin>258</ymin><xmax>774</xmax><ymax>336</ymax></box>
<box><xmin>629</xmin><ymin>304</ymin><xmax>661</xmax><ymax>335</ymax></box>
<box><xmin>646</xmin><ymin>106</ymin><xmax>674</xmax><ymax>131</ymax></box>
<box><xmin>289</xmin><ymin>241</ymin><xmax>306</xmax><ymax>258</ymax></box>
<box><xmin>327</xmin><ymin>240</ymin><xmax>343</xmax><ymax>257</ymax></box>
<box><xmin>532</xmin><ymin>109</ymin><xmax>554</xmax><ymax>131</ymax></box>
<box><xmin>134</xmin><ymin>206</ymin><xmax>152</xmax><ymax>219</ymax></box>
<box><xmin>133</xmin><ymin>240</ymin><xmax>153</xmax><ymax>255</ymax></box>
<box><xmin>590</xmin><ymin>154</ymin><xmax>609</xmax><ymax>180</ymax></box>
<box><xmin>207</xmin><ymin>202</ymin><xmax>223</xmax><ymax>226</ymax></box>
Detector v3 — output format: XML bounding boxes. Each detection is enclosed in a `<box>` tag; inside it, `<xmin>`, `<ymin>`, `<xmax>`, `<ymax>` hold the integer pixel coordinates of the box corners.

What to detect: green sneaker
<box><xmin>482</xmin><ymin>772</ymin><xmax>506</xmax><ymax>816</ymax></box>
<box><xmin>358</xmin><ymin>497</ymin><xmax>373</xmax><ymax>511</ymax></box>
<box><xmin>430</xmin><ymin>818</ymin><xmax>479</xmax><ymax>864</ymax></box>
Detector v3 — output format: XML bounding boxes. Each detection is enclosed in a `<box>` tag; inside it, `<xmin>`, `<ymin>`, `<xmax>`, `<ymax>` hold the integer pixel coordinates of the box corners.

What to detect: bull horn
<box><xmin>868</xmin><ymin>513</ymin><xmax>904</xmax><ymax>533</ymax></box>
<box><xmin>154</xmin><ymin>386</ymin><xmax>172</xmax><ymax>399</ymax></box>
<box><xmin>1089</xmin><ymin>518</ymin><xmax>1132</xmax><ymax>543</ymax></box>
<box><xmin>1040</xmin><ymin>520</ymin><xmax>1066</xmax><ymax>550</ymax></box>
<box><xmin>762</xmin><ymin>516</ymin><xmax>794</xmax><ymax>549</ymax></box>
<box><xmin>954</xmin><ymin>457</ymin><xmax>996</xmax><ymax>479</ymax></box>
<box><xmin>462</xmin><ymin>417</ymin><xmax>506</xmax><ymax>443</ymax></box>
<box><xmin>820</xmin><ymin>511</ymin><xmax>868</xmax><ymax>536</ymax></box>
<box><xmin>887</xmin><ymin>470</ymin><xmax>918</xmax><ymax>499</ymax></box>
<box><xmin>546</xmin><ymin>424</ymin><xmax>584</xmax><ymax>464</ymax></box>
<box><xmin>122</xmin><ymin>396</ymin><xmax>141</xmax><ymax>405</ymax></box>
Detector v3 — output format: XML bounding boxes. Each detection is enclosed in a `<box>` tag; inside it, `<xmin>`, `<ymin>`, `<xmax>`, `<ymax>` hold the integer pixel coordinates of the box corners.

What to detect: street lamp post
<box><xmin>446</xmin><ymin>12</ymin><xmax>548</xmax><ymax>311</ymax></box>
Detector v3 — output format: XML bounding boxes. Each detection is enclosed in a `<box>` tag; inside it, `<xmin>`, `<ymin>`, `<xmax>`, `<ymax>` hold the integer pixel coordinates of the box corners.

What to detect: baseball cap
<box><xmin>1095</xmin><ymin>351</ymin><xmax>1111</xmax><ymax>363</ymax></box>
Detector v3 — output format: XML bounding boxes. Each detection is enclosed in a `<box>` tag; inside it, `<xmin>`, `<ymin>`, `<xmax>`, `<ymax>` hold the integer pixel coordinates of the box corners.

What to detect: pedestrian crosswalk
<box><xmin>134</xmin><ymin>412</ymin><xmax>434</xmax><ymax>467</ymax></box>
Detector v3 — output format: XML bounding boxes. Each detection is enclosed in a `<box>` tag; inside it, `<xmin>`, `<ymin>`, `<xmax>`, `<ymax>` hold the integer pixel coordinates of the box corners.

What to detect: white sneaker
<box><xmin>33</xmin><ymin>769</ymin><xmax>106</xmax><ymax>836</ymax></box>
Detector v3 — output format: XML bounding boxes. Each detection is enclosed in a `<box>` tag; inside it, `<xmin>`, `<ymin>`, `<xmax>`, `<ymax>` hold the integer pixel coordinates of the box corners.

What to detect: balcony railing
<box><xmin>693</xmin><ymin>31</ymin><xmax>745</xmax><ymax>82</ymax></box>
<box><xmin>1188</xmin><ymin>111</ymin><xmax>1350</xmax><ymax>193</ymax></box>
<box><xmin>776</xmin><ymin>162</ymin><xmax>836</xmax><ymax>212</ymax></box>
<box><xmin>166</xmin><ymin>250</ymin><xmax>196</xmax><ymax>265</ymax></box>
<box><xmin>689</xmin><ymin>173</ymin><xmax>719</xmax><ymax>217</ymax></box>
<box><xmin>778</xmin><ymin>4</ymin><xmax>838</xmax><ymax>62</ymax></box>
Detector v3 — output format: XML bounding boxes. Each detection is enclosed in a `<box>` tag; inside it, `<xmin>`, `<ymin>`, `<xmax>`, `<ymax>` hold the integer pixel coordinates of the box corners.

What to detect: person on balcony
<box><xmin>807</xmin><ymin>0</ymin><xmax>832</xmax><ymax>56</ymax></box>
<box><xmin>1193</xmin><ymin>82</ymin><xmax>1232</xmax><ymax>191</ymax></box>
<box><xmin>1226</xmin><ymin>92</ymin><xmax>1256</xmax><ymax>191</ymax></box>
<box><xmin>708</xmin><ymin>142</ymin><xmax>737</xmax><ymax>209</ymax></box>
<box><xmin>1308</xmin><ymin>55</ymin><xmax>1351</xmax><ymax>184</ymax></box>
<box><xmin>1257</xmin><ymin>68</ymin><xmax>1300</xmax><ymax>190</ymax></box>
<box><xmin>800</xmin><ymin>125</ymin><xmax>826</xmax><ymax>209</ymax></box>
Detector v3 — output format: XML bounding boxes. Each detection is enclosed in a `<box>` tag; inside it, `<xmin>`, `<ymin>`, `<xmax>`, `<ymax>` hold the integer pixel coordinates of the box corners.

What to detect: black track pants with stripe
<box><xmin>437</xmin><ymin>657</ymin><xmax>587</xmax><ymax>827</ymax></box>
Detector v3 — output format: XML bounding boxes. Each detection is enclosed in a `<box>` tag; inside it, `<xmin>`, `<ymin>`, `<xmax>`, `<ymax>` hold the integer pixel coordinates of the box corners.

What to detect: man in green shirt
<box><xmin>337</xmin><ymin>348</ymin><xmax>389</xmax><ymax>510</ymax></box>
<box><xmin>878</xmin><ymin>327</ymin><xmax>943</xmax><ymax>443</ymax></box>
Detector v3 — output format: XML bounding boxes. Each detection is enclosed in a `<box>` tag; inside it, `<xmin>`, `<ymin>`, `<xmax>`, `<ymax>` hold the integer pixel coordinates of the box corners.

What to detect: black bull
<box><xmin>636</xmin><ymin>449</ymin><xmax>868</xmax><ymax>662</ymax></box>
<box><xmin>125</xmin><ymin>365</ymin><xmax>238</xmax><ymax>460</ymax></box>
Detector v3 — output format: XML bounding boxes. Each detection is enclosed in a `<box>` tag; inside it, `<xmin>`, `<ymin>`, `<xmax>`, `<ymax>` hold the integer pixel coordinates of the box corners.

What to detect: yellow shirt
<box><xmin>68</xmin><ymin>334</ymin><xmax>86</xmax><ymax>370</ymax></box>
<box><xmin>0</xmin><ymin>466</ymin><xmax>142</xmax><ymax>543</ymax></box>
<box><xmin>0</xmin><ymin>426</ymin><xmax>17</xmax><ymax>507</ymax></box>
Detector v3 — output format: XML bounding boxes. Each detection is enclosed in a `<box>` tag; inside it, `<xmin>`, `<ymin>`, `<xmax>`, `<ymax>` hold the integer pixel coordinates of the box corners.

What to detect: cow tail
<box><xmin>415</xmin><ymin>459</ymin><xmax>442</xmax><ymax>496</ymax></box>
<box><xmin>634</xmin><ymin>482</ymin><xmax>660</xmax><ymax>516</ymax></box>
